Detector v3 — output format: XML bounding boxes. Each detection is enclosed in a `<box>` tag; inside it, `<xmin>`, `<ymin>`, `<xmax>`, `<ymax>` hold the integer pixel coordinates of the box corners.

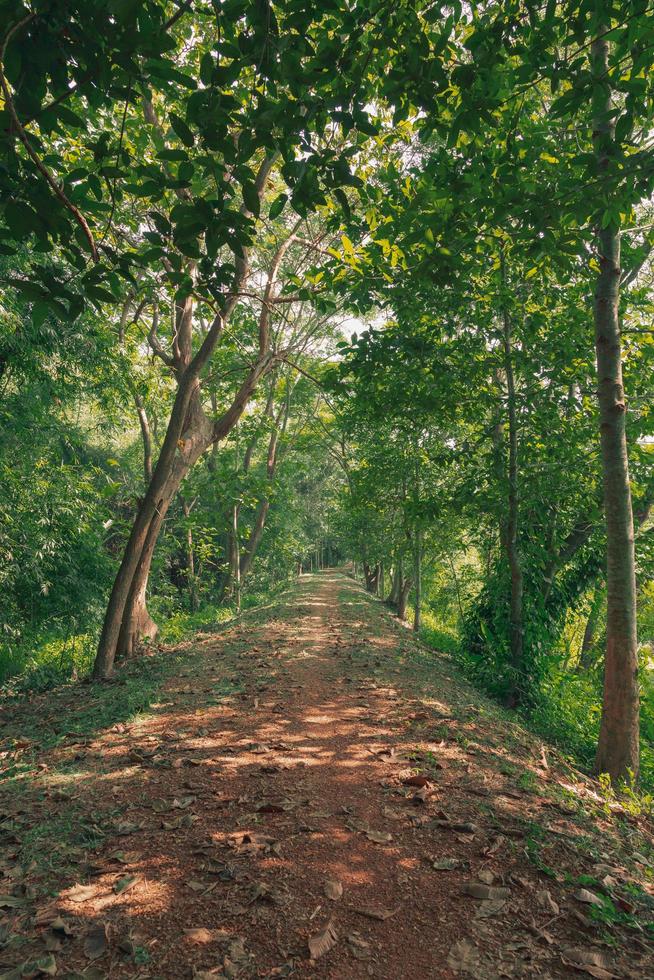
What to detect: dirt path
<box><xmin>1</xmin><ymin>571</ymin><xmax>653</xmax><ymax>978</ymax></box>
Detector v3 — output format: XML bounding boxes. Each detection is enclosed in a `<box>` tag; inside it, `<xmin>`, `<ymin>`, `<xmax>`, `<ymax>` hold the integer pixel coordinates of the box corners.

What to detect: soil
<box><xmin>1</xmin><ymin>570</ymin><xmax>653</xmax><ymax>978</ymax></box>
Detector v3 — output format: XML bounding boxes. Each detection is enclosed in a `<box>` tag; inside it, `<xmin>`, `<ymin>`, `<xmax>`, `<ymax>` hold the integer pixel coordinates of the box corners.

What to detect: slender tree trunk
<box><xmin>397</xmin><ymin>575</ymin><xmax>412</xmax><ymax>622</ymax></box>
<box><xmin>578</xmin><ymin>585</ymin><xmax>604</xmax><ymax>671</ymax></box>
<box><xmin>387</xmin><ymin>563</ymin><xmax>400</xmax><ymax>606</ymax></box>
<box><xmin>591</xmin><ymin>30</ymin><xmax>639</xmax><ymax>783</ymax></box>
<box><xmin>501</xmin><ymin>257</ymin><xmax>524</xmax><ymax>704</ymax></box>
<box><xmin>239</xmin><ymin>499</ymin><xmax>270</xmax><ymax>581</ymax></box>
<box><xmin>134</xmin><ymin>393</ymin><xmax>153</xmax><ymax>484</ymax></box>
<box><xmin>182</xmin><ymin>498</ymin><xmax>197</xmax><ymax>612</ymax></box>
<box><xmin>116</xmin><ymin>506</ymin><xmax>167</xmax><ymax>659</ymax></box>
<box><xmin>232</xmin><ymin>503</ymin><xmax>241</xmax><ymax>612</ymax></box>
<box><xmin>238</xmin><ymin>405</ymin><xmax>282</xmax><ymax>584</ymax></box>
<box><xmin>413</xmin><ymin>530</ymin><xmax>422</xmax><ymax>632</ymax></box>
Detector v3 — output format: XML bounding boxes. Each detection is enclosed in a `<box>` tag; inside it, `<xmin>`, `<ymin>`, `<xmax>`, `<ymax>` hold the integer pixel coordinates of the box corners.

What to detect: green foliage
<box><xmin>0</xmin><ymin>1</ymin><xmax>653</xmax><ymax>796</ymax></box>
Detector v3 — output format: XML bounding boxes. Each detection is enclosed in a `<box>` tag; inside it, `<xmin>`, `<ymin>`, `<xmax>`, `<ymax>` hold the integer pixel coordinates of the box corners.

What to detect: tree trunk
<box><xmin>387</xmin><ymin>563</ymin><xmax>400</xmax><ymax>606</ymax></box>
<box><xmin>413</xmin><ymin>531</ymin><xmax>422</xmax><ymax>632</ymax></box>
<box><xmin>232</xmin><ymin>503</ymin><xmax>241</xmax><ymax>612</ymax></box>
<box><xmin>182</xmin><ymin>498</ymin><xmax>197</xmax><ymax>612</ymax></box>
<box><xmin>364</xmin><ymin>562</ymin><xmax>380</xmax><ymax>593</ymax></box>
<box><xmin>501</xmin><ymin>254</ymin><xmax>524</xmax><ymax>705</ymax></box>
<box><xmin>591</xmin><ymin>30</ymin><xmax>639</xmax><ymax>783</ymax></box>
<box><xmin>93</xmin><ymin>372</ymin><xmax>204</xmax><ymax>678</ymax></box>
<box><xmin>578</xmin><ymin>586</ymin><xmax>604</xmax><ymax>671</ymax></box>
<box><xmin>397</xmin><ymin>575</ymin><xmax>412</xmax><ymax>622</ymax></box>
<box><xmin>115</xmin><ymin>410</ymin><xmax>211</xmax><ymax>659</ymax></box>
<box><xmin>239</xmin><ymin>499</ymin><xmax>270</xmax><ymax>581</ymax></box>
<box><xmin>94</xmin><ymin>352</ymin><xmax>271</xmax><ymax>678</ymax></box>
<box><xmin>134</xmin><ymin>393</ymin><xmax>153</xmax><ymax>484</ymax></box>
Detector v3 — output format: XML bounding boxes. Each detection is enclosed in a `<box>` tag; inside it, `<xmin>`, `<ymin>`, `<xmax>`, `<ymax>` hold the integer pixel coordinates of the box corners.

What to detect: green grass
<box><xmin>415</xmin><ymin>608</ymin><xmax>654</xmax><ymax>793</ymax></box>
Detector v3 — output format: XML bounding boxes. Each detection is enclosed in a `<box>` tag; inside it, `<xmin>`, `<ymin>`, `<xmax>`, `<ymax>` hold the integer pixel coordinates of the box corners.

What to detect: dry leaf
<box><xmin>352</xmin><ymin>905</ymin><xmax>399</xmax><ymax>921</ymax></box>
<box><xmin>474</xmin><ymin>899</ymin><xmax>506</xmax><ymax>919</ymax></box>
<box><xmin>402</xmin><ymin>775</ymin><xmax>429</xmax><ymax>787</ymax></box>
<box><xmin>308</xmin><ymin>919</ymin><xmax>338</xmax><ymax>960</ymax></box>
<box><xmin>347</xmin><ymin>933</ymin><xmax>371</xmax><ymax>960</ymax></box>
<box><xmin>67</xmin><ymin>883</ymin><xmax>98</xmax><ymax>903</ymax></box>
<box><xmin>84</xmin><ymin>923</ymin><xmax>108</xmax><ymax>960</ymax></box>
<box><xmin>536</xmin><ymin>889</ymin><xmax>559</xmax><ymax>915</ymax></box>
<box><xmin>431</xmin><ymin>858</ymin><xmax>461</xmax><ymax>871</ymax></box>
<box><xmin>185</xmin><ymin>928</ymin><xmax>216</xmax><ymax>945</ymax></box>
<box><xmin>365</xmin><ymin>829</ymin><xmax>392</xmax><ymax>844</ymax></box>
<box><xmin>575</xmin><ymin>888</ymin><xmax>603</xmax><ymax>907</ymax></box>
<box><xmin>172</xmin><ymin>795</ymin><xmax>196</xmax><ymax>810</ymax></box>
<box><xmin>115</xmin><ymin>820</ymin><xmax>141</xmax><ymax>835</ymax></box>
<box><xmin>432</xmin><ymin>819</ymin><xmax>478</xmax><ymax>833</ymax></box>
<box><xmin>462</xmin><ymin>883</ymin><xmax>511</xmax><ymax>900</ymax></box>
<box><xmin>561</xmin><ymin>947</ymin><xmax>618</xmax><ymax>979</ymax></box>
<box><xmin>324</xmin><ymin>879</ymin><xmax>343</xmax><ymax>901</ymax></box>
<box><xmin>0</xmin><ymin>894</ymin><xmax>24</xmax><ymax>908</ymax></box>
<box><xmin>447</xmin><ymin>938</ymin><xmax>481</xmax><ymax>975</ymax></box>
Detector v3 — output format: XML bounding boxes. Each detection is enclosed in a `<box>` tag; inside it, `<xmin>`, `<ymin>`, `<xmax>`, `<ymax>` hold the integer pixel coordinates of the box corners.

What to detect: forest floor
<box><xmin>1</xmin><ymin>571</ymin><xmax>654</xmax><ymax>979</ymax></box>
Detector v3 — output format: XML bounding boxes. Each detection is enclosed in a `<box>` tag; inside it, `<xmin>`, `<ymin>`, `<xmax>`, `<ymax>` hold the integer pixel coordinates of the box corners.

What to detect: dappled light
<box><xmin>2</xmin><ymin>573</ymin><xmax>653</xmax><ymax>977</ymax></box>
<box><xmin>1</xmin><ymin>2</ymin><xmax>654</xmax><ymax>977</ymax></box>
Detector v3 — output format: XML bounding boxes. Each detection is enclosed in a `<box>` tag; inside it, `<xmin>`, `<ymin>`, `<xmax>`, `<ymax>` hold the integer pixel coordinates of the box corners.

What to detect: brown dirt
<box><xmin>1</xmin><ymin>570</ymin><xmax>653</xmax><ymax>978</ymax></box>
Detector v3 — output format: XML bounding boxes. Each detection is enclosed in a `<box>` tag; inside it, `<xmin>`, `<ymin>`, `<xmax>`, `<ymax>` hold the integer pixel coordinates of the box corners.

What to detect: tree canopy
<box><xmin>1</xmin><ymin>0</ymin><xmax>654</xmax><ymax>792</ymax></box>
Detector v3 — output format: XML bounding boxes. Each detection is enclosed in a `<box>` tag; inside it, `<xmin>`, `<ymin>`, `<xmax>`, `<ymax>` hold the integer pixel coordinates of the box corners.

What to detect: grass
<box><xmin>413</xmin><ymin>606</ymin><xmax>654</xmax><ymax>794</ymax></box>
<box><xmin>0</xmin><ymin>639</ymin><xmax>243</xmax><ymax>890</ymax></box>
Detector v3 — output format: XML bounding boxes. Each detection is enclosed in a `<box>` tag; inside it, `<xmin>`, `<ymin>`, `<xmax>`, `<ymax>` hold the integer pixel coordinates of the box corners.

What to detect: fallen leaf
<box><xmin>402</xmin><ymin>775</ymin><xmax>429</xmax><ymax>787</ymax></box>
<box><xmin>447</xmin><ymin>938</ymin><xmax>480</xmax><ymax>975</ymax></box>
<box><xmin>34</xmin><ymin>954</ymin><xmax>58</xmax><ymax>976</ymax></box>
<box><xmin>561</xmin><ymin>947</ymin><xmax>618</xmax><ymax>978</ymax></box>
<box><xmin>185</xmin><ymin>928</ymin><xmax>216</xmax><ymax>945</ymax></box>
<box><xmin>249</xmin><ymin>881</ymin><xmax>281</xmax><ymax>905</ymax></box>
<box><xmin>412</xmin><ymin>786</ymin><xmax>431</xmax><ymax>804</ymax></box>
<box><xmin>67</xmin><ymin>883</ymin><xmax>98</xmax><ymax>903</ymax></box>
<box><xmin>352</xmin><ymin>905</ymin><xmax>399</xmax><ymax>921</ymax></box>
<box><xmin>115</xmin><ymin>821</ymin><xmax>142</xmax><ymax>835</ymax></box>
<box><xmin>113</xmin><ymin>875</ymin><xmax>138</xmax><ymax>895</ymax></box>
<box><xmin>324</xmin><ymin>879</ymin><xmax>343</xmax><ymax>901</ymax></box>
<box><xmin>431</xmin><ymin>819</ymin><xmax>478</xmax><ymax>833</ymax></box>
<box><xmin>84</xmin><ymin>923</ymin><xmax>108</xmax><ymax>960</ymax></box>
<box><xmin>575</xmin><ymin>888</ymin><xmax>603</xmax><ymax>907</ymax></box>
<box><xmin>308</xmin><ymin>919</ymin><xmax>338</xmax><ymax>960</ymax></box>
<box><xmin>0</xmin><ymin>895</ymin><xmax>24</xmax><ymax>908</ymax></box>
<box><xmin>172</xmin><ymin>795</ymin><xmax>196</xmax><ymax>810</ymax></box>
<box><xmin>49</xmin><ymin>917</ymin><xmax>74</xmax><ymax>937</ymax></box>
<box><xmin>347</xmin><ymin>933</ymin><xmax>372</xmax><ymax>960</ymax></box>
<box><xmin>364</xmin><ymin>829</ymin><xmax>392</xmax><ymax>844</ymax></box>
<box><xmin>431</xmin><ymin>858</ymin><xmax>461</xmax><ymax>871</ymax></box>
<box><xmin>462</xmin><ymin>883</ymin><xmax>511</xmax><ymax>900</ymax></box>
<box><xmin>474</xmin><ymin>899</ymin><xmax>506</xmax><ymax>919</ymax></box>
<box><xmin>536</xmin><ymin>889</ymin><xmax>559</xmax><ymax>915</ymax></box>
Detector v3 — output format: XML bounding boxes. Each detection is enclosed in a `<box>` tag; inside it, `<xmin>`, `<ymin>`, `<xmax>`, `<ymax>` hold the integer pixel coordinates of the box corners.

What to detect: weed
<box><xmin>517</xmin><ymin>770</ymin><xmax>539</xmax><ymax>793</ymax></box>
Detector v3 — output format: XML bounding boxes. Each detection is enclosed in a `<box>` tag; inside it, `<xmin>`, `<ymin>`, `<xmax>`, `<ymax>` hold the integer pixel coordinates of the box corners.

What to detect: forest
<box><xmin>1</xmin><ymin>1</ymin><xmax>654</xmax><ymax>977</ymax></box>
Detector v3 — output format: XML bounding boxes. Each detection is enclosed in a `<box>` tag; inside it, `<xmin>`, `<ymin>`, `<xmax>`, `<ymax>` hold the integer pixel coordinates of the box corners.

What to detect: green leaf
<box><xmin>200</xmin><ymin>51</ymin><xmax>214</xmax><ymax>85</ymax></box>
<box><xmin>242</xmin><ymin>181</ymin><xmax>260</xmax><ymax>217</ymax></box>
<box><xmin>269</xmin><ymin>193</ymin><xmax>288</xmax><ymax>219</ymax></box>
<box><xmin>169</xmin><ymin>113</ymin><xmax>195</xmax><ymax>147</ymax></box>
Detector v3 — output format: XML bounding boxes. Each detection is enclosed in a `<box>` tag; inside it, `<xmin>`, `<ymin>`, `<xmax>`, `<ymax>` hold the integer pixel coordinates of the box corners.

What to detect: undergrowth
<box><xmin>417</xmin><ymin>608</ymin><xmax>654</xmax><ymax>793</ymax></box>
